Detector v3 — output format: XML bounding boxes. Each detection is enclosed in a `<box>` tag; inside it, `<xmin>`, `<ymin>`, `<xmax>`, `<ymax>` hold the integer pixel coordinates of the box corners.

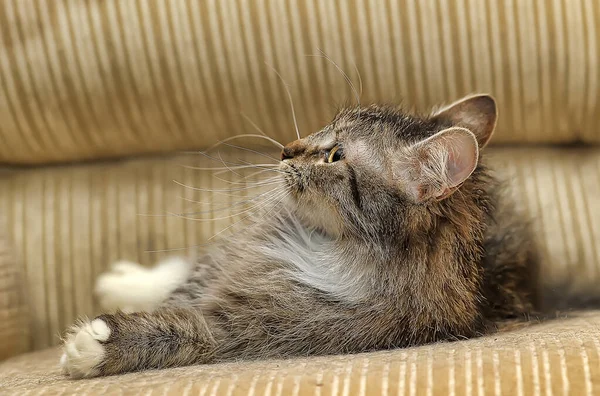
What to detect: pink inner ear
<box><xmin>432</xmin><ymin>94</ymin><xmax>497</xmax><ymax>149</ymax></box>
<box><xmin>407</xmin><ymin>127</ymin><xmax>479</xmax><ymax>202</ymax></box>
<box><xmin>445</xmin><ymin>132</ymin><xmax>478</xmax><ymax>187</ymax></box>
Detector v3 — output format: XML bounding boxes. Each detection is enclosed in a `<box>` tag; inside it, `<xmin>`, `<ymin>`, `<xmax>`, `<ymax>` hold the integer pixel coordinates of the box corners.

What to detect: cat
<box><xmin>60</xmin><ymin>94</ymin><xmax>540</xmax><ymax>379</ymax></box>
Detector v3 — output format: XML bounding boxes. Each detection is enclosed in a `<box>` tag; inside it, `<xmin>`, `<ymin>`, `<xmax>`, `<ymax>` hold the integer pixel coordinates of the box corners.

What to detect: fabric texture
<box><xmin>0</xmin><ymin>225</ymin><xmax>28</xmax><ymax>361</ymax></box>
<box><xmin>0</xmin><ymin>147</ymin><xmax>599</xmax><ymax>353</ymax></box>
<box><xmin>1</xmin><ymin>1</ymin><xmax>600</xmax><ymax>165</ymax></box>
<box><xmin>2</xmin><ymin>1</ymin><xmax>600</xmax><ymax>394</ymax></box>
<box><xmin>3</xmin><ymin>311</ymin><xmax>600</xmax><ymax>395</ymax></box>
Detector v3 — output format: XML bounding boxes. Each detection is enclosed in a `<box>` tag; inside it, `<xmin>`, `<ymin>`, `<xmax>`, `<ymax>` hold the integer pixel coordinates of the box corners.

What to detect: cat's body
<box><xmin>61</xmin><ymin>95</ymin><xmax>540</xmax><ymax>378</ymax></box>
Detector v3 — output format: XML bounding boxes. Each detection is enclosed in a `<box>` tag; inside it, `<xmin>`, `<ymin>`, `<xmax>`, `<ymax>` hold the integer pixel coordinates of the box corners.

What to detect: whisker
<box><xmin>194</xmin><ymin>150</ymin><xmax>249</xmax><ymax>168</ymax></box>
<box><xmin>145</xmin><ymin>245</ymin><xmax>207</xmax><ymax>253</ymax></box>
<box><xmin>206</xmin><ymin>195</ymin><xmax>284</xmax><ymax>239</ymax></box>
<box><xmin>167</xmin><ymin>187</ymin><xmax>287</xmax><ymax>222</ymax></box>
<box><xmin>308</xmin><ymin>50</ymin><xmax>361</xmax><ymax>110</ymax></box>
<box><xmin>174</xmin><ymin>188</ymin><xmax>282</xmax><ymax>213</ymax></box>
<box><xmin>317</xmin><ymin>49</ymin><xmax>361</xmax><ymax>107</ymax></box>
<box><xmin>213</xmin><ymin>168</ymin><xmax>274</xmax><ymax>181</ymax></box>
<box><xmin>212</xmin><ymin>173</ymin><xmax>280</xmax><ymax>189</ymax></box>
<box><xmin>202</xmin><ymin>134</ymin><xmax>284</xmax><ymax>153</ymax></box>
<box><xmin>217</xmin><ymin>150</ymin><xmax>243</xmax><ymax>177</ymax></box>
<box><xmin>265</xmin><ymin>62</ymin><xmax>301</xmax><ymax>141</ymax></box>
<box><xmin>179</xmin><ymin>163</ymin><xmax>279</xmax><ymax>171</ymax></box>
<box><xmin>144</xmin><ymin>188</ymin><xmax>291</xmax><ymax>253</ymax></box>
<box><xmin>207</xmin><ymin>189</ymin><xmax>290</xmax><ymax>241</ymax></box>
<box><xmin>192</xmin><ymin>152</ymin><xmax>285</xmax><ymax>176</ymax></box>
<box><xmin>235</xmin><ymin>159</ymin><xmax>287</xmax><ymax>174</ymax></box>
<box><xmin>178</xmin><ymin>186</ymin><xmax>275</xmax><ymax>199</ymax></box>
<box><xmin>213</xmin><ymin>174</ymin><xmax>280</xmax><ymax>186</ymax></box>
<box><xmin>172</xmin><ymin>179</ymin><xmax>282</xmax><ymax>193</ymax></box>
<box><xmin>222</xmin><ymin>142</ymin><xmax>280</xmax><ymax>163</ymax></box>
<box><xmin>352</xmin><ymin>61</ymin><xmax>363</xmax><ymax>98</ymax></box>
<box><xmin>220</xmin><ymin>190</ymin><xmax>292</xmax><ymax>238</ymax></box>
<box><xmin>240</xmin><ymin>112</ymin><xmax>275</xmax><ymax>140</ymax></box>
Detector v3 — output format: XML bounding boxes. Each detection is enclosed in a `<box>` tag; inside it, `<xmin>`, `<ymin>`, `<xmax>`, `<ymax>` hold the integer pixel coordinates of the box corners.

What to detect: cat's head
<box><xmin>279</xmin><ymin>94</ymin><xmax>497</xmax><ymax>239</ymax></box>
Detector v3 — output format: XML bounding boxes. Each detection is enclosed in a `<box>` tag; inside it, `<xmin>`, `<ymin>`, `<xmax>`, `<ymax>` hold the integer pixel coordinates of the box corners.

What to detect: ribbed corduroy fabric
<box><xmin>0</xmin><ymin>1</ymin><xmax>599</xmax><ymax>164</ymax></box>
<box><xmin>2</xmin><ymin>2</ymin><xmax>600</xmax><ymax>393</ymax></box>
<box><xmin>0</xmin><ymin>225</ymin><xmax>28</xmax><ymax>361</ymax></box>
<box><xmin>3</xmin><ymin>311</ymin><xmax>600</xmax><ymax>395</ymax></box>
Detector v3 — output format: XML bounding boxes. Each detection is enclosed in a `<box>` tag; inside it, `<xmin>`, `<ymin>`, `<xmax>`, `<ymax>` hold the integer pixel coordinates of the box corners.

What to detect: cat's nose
<box><xmin>281</xmin><ymin>146</ymin><xmax>294</xmax><ymax>160</ymax></box>
<box><xmin>281</xmin><ymin>141</ymin><xmax>303</xmax><ymax>160</ymax></box>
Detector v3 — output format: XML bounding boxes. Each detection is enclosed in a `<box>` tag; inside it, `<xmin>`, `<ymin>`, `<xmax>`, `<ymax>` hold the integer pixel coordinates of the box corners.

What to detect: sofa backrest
<box><xmin>0</xmin><ymin>1</ymin><xmax>598</xmax><ymax>165</ymax></box>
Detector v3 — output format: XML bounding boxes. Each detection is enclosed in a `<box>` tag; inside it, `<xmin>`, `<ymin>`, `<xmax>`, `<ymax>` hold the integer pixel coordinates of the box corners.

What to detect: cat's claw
<box><xmin>60</xmin><ymin>319</ymin><xmax>110</xmax><ymax>379</ymax></box>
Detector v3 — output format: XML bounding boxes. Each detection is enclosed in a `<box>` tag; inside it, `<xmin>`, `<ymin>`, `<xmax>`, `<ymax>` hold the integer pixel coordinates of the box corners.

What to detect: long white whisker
<box><xmin>237</xmin><ymin>189</ymin><xmax>291</xmax><ymax>230</ymax></box>
<box><xmin>193</xmin><ymin>152</ymin><xmax>285</xmax><ymax>175</ymax></box>
<box><xmin>265</xmin><ymin>62</ymin><xmax>301</xmax><ymax>140</ymax></box>
<box><xmin>308</xmin><ymin>50</ymin><xmax>361</xmax><ymax>109</ymax></box>
<box><xmin>217</xmin><ymin>150</ymin><xmax>243</xmax><ymax>177</ymax></box>
<box><xmin>240</xmin><ymin>112</ymin><xmax>269</xmax><ymax>137</ymax></box>
<box><xmin>203</xmin><ymin>134</ymin><xmax>284</xmax><ymax>153</ymax></box>
<box><xmin>145</xmin><ymin>189</ymin><xmax>291</xmax><ymax>253</ymax></box>
<box><xmin>207</xmin><ymin>189</ymin><xmax>290</xmax><ymax>241</ymax></box>
<box><xmin>194</xmin><ymin>150</ymin><xmax>249</xmax><ymax>168</ymax></box>
<box><xmin>240</xmin><ymin>113</ymin><xmax>282</xmax><ymax>147</ymax></box>
<box><xmin>222</xmin><ymin>142</ymin><xmax>280</xmax><ymax>163</ymax></box>
<box><xmin>179</xmin><ymin>163</ymin><xmax>279</xmax><ymax>171</ymax></box>
<box><xmin>177</xmin><ymin>182</ymin><xmax>281</xmax><ymax>199</ymax></box>
<box><xmin>213</xmin><ymin>175</ymin><xmax>280</xmax><ymax>186</ymax></box>
<box><xmin>212</xmin><ymin>172</ymin><xmax>280</xmax><ymax>187</ymax></box>
<box><xmin>235</xmin><ymin>159</ymin><xmax>287</xmax><ymax>174</ymax></box>
<box><xmin>144</xmin><ymin>183</ymin><xmax>290</xmax><ymax>254</ymax></box>
<box><xmin>145</xmin><ymin>244</ymin><xmax>208</xmax><ymax>253</ymax></box>
<box><xmin>352</xmin><ymin>61</ymin><xmax>363</xmax><ymax>98</ymax></box>
<box><xmin>213</xmin><ymin>168</ymin><xmax>274</xmax><ymax>181</ymax></box>
<box><xmin>174</xmin><ymin>188</ymin><xmax>283</xmax><ymax>213</ymax></box>
<box><xmin>168</xmin><ymin>187</ymin><xmax>287</xmax><ymax>222</ymax></box>
<box><xmin>236</xmin><ymin>190</ymin><xmax>291</xmax><ymax>232</ymax></box>
<box><xmin>172</xmin><ymin>179</ymin><xmax>282</xmax><ymax>193</ymax></box>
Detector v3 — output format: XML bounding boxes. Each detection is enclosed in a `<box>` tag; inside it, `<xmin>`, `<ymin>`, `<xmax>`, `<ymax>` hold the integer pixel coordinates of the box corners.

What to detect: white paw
<box><xmin>95</xmin><ymin>257</ymin><xmax>191</xmax><ymax>313</ymax></box>
<box><xmin>60</xmin><ymin>319</ymin><xmax>110</xmax><ymax>379</ymax></box>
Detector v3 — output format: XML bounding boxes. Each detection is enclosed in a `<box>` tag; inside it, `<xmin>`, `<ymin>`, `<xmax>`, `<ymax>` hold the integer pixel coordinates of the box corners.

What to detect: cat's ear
<box><xmin>405</xmin><ymin>127</ymin><xmax>478</xmax><ymax>202</ymax></box>
<box><xmin>431</xmin><ymin>94</ymin><xmax>497</xmax><ymax>149</ymax></box>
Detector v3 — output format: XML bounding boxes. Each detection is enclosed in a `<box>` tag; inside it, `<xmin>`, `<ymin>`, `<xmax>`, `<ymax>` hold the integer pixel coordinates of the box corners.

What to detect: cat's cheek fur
<box><xmin>60</xmin><ymin>319</ymin><xmax>110</xmax><ymax>379</ymax></box>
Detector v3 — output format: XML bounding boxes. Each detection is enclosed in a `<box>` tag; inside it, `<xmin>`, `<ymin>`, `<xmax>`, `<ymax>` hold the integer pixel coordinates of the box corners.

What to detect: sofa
<box><xmin>1</xmin><ymin>1</ymin><xmax>599</xmax><ymax>394</ymax></box>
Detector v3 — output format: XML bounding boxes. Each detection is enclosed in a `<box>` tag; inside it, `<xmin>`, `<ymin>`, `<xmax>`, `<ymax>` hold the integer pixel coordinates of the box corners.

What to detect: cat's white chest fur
<box><xmin>259</xmin><ymin>221</ymin><xmax>372</xmax><ymax>303</ymax></box>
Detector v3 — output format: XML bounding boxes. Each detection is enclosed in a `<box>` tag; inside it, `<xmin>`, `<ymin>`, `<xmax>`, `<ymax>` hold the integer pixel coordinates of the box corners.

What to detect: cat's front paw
<box><xmin>60</xmin><ymin>318</ymin><xmax>110</xmax><ymax>379</ymax></box>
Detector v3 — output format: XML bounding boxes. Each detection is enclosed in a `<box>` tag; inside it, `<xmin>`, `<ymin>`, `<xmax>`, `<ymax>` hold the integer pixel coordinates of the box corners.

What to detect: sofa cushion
<box><xmin>0</xmin><ymin>226</ymin><xmax>28</xmax><ymax>361</ymax></box>
<box><xmin>0</xmin><ymin>1</ymin><xmax>599</xmax><ymax>164</ymax></box>
<box><xmin>1</xmin><ymin>147</ymin><xmax>599</xmax><ymax>353</ymax></box>
<box><xmin>2</xmin><ymin>311</ymin><xmax>600</xmax><ymax>395</ymax></box>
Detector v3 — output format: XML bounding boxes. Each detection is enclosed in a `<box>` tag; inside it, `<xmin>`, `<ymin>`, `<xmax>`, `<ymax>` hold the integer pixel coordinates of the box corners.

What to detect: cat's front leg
<box><xmin>60</xmin><ymin>308</ymin><xmax>218</xmax><ymax>378</ymax></box>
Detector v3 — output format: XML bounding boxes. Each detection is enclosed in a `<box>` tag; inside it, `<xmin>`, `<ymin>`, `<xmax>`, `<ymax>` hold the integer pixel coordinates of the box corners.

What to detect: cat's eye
<box><xmin>326</xmin><ymin>145</ymin><xmax>344</xmax><ymax>163</ymax></box>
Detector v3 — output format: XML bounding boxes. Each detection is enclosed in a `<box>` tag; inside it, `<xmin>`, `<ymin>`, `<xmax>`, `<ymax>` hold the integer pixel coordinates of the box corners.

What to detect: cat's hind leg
<box><xmin>60</xmin><ymin>309</ymin><xmax>218</xmax><ymax>378</ymax></box>
<box><xmin>95</xmin><ymin>257</ymin><xmax>191</xmax><ymax>313</ymax></box>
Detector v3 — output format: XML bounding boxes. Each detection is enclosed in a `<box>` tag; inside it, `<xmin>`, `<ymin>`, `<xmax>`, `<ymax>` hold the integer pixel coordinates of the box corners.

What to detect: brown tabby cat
<box><xmin>60</xmin><ymin>94</ymin><xmax>540</xmax><ymax>379</ymax></box>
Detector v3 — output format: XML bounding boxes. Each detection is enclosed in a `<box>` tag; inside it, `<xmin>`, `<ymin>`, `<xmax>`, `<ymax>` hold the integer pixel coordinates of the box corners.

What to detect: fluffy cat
<box><xmin>60</xmin><ymin>94</ymin><xmax>540</xmax><ymax>379</ymax></box>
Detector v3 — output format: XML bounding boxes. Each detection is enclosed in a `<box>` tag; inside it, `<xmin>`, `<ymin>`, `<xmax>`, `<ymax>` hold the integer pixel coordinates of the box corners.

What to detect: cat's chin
<box><xmin>291</xmin><ymin>202</ymin><xmax>343</xmax><ymax>239</ymax></box>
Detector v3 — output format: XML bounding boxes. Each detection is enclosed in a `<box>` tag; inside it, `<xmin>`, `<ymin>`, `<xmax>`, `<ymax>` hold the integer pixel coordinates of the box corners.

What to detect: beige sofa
<box><xmin>1</xmin><ymin>1</ymin><xmax>600</xmax><ymax>394</ymax></box>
